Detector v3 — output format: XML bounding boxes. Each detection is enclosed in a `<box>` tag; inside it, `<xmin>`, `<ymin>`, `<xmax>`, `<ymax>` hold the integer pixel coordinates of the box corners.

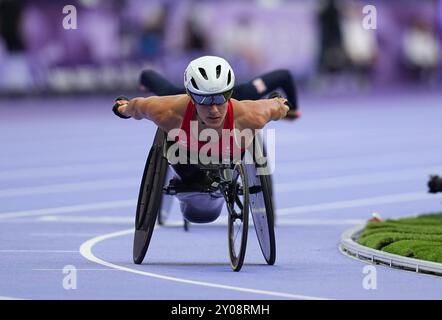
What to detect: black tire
<box><xmin>227</xmin><ymin>163</ymin><xmax>250</xmax><ymax>272</ymax></box>
<box><xmin>247</xmin><ymin>135</ymin><xmax>276</xmax><ymax>265</ymax></box>
<box><xmin>157</xmin><ymin>167</ymin><xmax>172</xmax><ymax>226</ymax></box>
<box><xmin>252</xmin><ymin>134</ymin><xmax>274</xmax><ymax>203</ymax></box>
<box><xmin>133</xmin><ymin>129</ymin><xmax>168</xmax><ymax>264</ymax></box>
<box><xmin>247</xmin><ymin>164</ymin><xmax>276</xmax><ymax>265</ymax></box>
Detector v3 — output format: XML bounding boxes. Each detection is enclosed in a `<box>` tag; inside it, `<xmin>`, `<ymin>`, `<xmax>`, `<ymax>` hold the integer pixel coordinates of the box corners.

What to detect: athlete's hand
<box><xmin>269</xmin><ymin>91</ymin><xmax>291</xmax><ymax>120</ymax></box>
<box><xmin>269</xmin><ymin>91</ymin><xmax>300</xmax><ymax>121</ymax></box>
<box><xmin>112</xmin><ymin>96</ymin><xmax>131</xmax><ymax>119</ymax></box>
<box><xmin>275</xmin><ymin>97</ymin><xmax>290</xmax><ymax>120</ymax></box>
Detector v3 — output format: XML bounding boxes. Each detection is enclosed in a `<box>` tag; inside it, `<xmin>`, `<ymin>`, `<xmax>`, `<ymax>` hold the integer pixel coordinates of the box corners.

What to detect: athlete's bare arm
<box><xmin>115</xmin><ymin>95</ymin><xmax>189</xmax><ymax>132</ymax></box>
<box><xmin>116</xmin><ymin>95</ymin><xmax>288</xmax><ymax>132</ymax></box>
<box><xmin>233</xmin><ymin>98</ymin><xmax>290</xmax><ymax>131</ymax></box>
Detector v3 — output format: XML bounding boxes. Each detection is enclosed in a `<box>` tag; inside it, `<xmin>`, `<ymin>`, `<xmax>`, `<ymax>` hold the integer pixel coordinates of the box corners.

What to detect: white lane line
<box><xmin>275</xmin><ymin>152</ymin><xmax>442</xmax><ymax>175</ymax></box>
<box><xmin>0</xmin><ymin>250</ymin><xmax>78</xmax><ymax>253</ymax></box>
<box><xmin>31</xmin><ymin>216</ymin><xmax>366</xmax><ymax>226</ymax></box>
<box><xmin>278</xmin><ymin>191</ymin><xmax>436</xmax><ymax>216</ymax></box>
<box><xmin>0</xmin><ymin>178</ymin><xmax>138</xmax><ymax>198</ymax></box>
<box><xmin>37</xmin><ymin>215</ymin><xmax>133</xmax><ymax>224</ymax></box>
<box><xmin>79</xmin><ymin>229</ymin><xmax>330</xmax><ymax>300</ymax></box>
<box><xmin>0</xmin><ymin>161</ymin><xmax>141</xmax><ymax>181</ymax></box>
<box><xmin>0</xmin><ymin>199</ymin><xmax>135</xmax><ymax>220</ymax></box>
<box><xmin>0</xmin><ymin>164</ymin><xmax>440</xmax><ymax>198</ymax></box>
<box><xmin>0</xmin><ymin>150</ymin><xmax>439</xmax><ymax>184</ymax></box>
<box><xmin>1</xmin><ymin>190</ymin><xmax>438</xmax><ymax>221</ymax></box>
<box><xmin>275</xmin><ymin>166</ymin><xmax>442</xmax><ymax>192</ymax></box>
<box><xmin>30</xmin><ymin>233</ymin><xmax>101</xmax><ymax>237</ymax></box>
<box><xmin>33</xmin><ymin>268</ymin><xmax>117</xmax><ymax>271</ymax></box>
<box><xmin>277</xmin><ymin>219</ymin><xmax>366</xmax><ymax>226</ymax></box>
<box><xmin>0</xmin><ymin>296</ymin><xmax>25</xmax><ymax>300</ymax></box>
<box><xmin>1</xmin><ymin>164</ymin><xmax>441</xmax><ymax>198</ymax></box>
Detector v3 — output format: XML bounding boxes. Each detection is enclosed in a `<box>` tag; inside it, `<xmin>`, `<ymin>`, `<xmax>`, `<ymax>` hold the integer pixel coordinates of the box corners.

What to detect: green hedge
<box><xmin>357</xmin><ymin>213</ymin><xmax>442</xmax><ymax>263</ymax></box>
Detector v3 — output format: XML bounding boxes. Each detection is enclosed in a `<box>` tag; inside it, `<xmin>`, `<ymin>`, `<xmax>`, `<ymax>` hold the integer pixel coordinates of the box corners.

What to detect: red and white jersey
<box><xmin>174</xmin><ymin>100</ymin><xmax>245</xmax><ymax>161</ymax></box>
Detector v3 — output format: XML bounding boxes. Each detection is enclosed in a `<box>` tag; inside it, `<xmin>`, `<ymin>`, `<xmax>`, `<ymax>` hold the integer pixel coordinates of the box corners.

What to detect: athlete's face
<box><xmin>195</xmin><ymin>102</ymin><xmax>228</xmax><ymax>129</ymax></box>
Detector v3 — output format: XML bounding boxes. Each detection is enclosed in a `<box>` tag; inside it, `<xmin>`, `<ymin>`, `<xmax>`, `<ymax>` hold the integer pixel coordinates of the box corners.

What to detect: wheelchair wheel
<box><xmin>226</xmin><ymin>162</ymin><xmax>250</xmax><ymax>272</ymax></box>
<box><xmin>157</xmin><ymin>167</ymin><xmax>172</xmax><ymax>226</ymax></box>
<box><xmin>133</xmin><ymin>129</ymin><xmax>168</xmax><ymax>264</ymax></box>
<box><xmin>246</xmin><ymin>163</ymin><xmax>276</xmax><ymax>265</ymax></box>
<box><xmin>251</xmin><ymin>133</ymin><xmax>274</xmax><ymax>220</ymax></box>
<box><xmin>246</xmin><ymin>134</ymin><xmax>276</xmax><ymax>265</ymax></box>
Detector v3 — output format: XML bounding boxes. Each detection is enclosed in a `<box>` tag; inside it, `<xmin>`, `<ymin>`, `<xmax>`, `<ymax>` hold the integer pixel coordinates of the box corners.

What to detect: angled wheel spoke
<box><xmin>233</xmin><ymin>221</ymin><xmax>242</xmax><ymax>244</ymax></box>
<box><xmin>235</xmin><ymin>195</ymin><xmax>243</xmax><ymax>210</ymax></box>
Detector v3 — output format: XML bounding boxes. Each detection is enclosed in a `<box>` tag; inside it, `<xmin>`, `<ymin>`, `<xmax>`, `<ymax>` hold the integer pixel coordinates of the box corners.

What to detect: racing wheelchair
<box><xmin>132</xmin><ymin>127</ymin><xmax>276</xmax><ymax>272</ymax></box>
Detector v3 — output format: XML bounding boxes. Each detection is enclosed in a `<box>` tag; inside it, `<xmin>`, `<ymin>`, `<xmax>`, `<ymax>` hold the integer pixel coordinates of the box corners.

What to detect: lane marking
<box><xmin>0</xmin><ymin>199</ymin><xmax>135</xmax><ymax>220</ymax></box>
<box><xmin>1</xmin><ymin>164</ymin><xmax>441</xmax><ymax>197</ymax></box>
<box><xmin>79</xmin><ymin>229</ymin><xmax>330</xmax><ymax>300</ymax></box>
<box><xmin>0</xmin><ymin>296</ymin><xmax>25</xmax><ymax>300</ymax></box>
<box><xmin>278</xmin><ymin>218</ymin><xmax>365</xmax><ymax>225</ymax></box>
<box><xmin>30</xmin><ymin>233</ymin><xmax>101</xmax><ymax>237</ymax></box>
<box><xmin>275</xmin><ymin>166</ymin><xmax>442</xmax><ymax>192</ymax></box>
<box><xmin>278</xmin><ymin>192</ymin><xmax>436</xmax><ymax>216</ymax></box>
<box><xmin>0</xmin><ymin>161</ymin><xmax>141</xmax><ymax>181</ymax></box>
<box><xmin>0</xmin><ymin>250</ymin><xmax>78</xmax><ymax>253</ymax></box>
<box><xmin>33</xmin><ymin>268</ymin><xmax>117</xmax><ymax>271</ymax></box>
<box><xmin>275</xmin><ymin>153</ymin><xmax>442</xmax><ymax>175</ymax></box>
<box><xmin>38</xmin><ymin>215</ymin><xmax>133</xmax><ymax>224</ymax></box>
<box><xmin>30</xmin><ymin>216</ymin><xmax>365</xmax><ymax>226</ymax></box>
<box><xmin>0</xmin><ymin>178</ymin><xmax>138</xmax><ymax>198</ymax></box>
<box><xmin>0</xmin><ymin>190</ymin><xmax>438</xmax><ymax>221</ymax></box>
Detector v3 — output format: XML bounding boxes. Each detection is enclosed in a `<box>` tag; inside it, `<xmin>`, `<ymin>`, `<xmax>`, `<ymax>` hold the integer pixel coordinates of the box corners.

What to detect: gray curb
<box><xmin>340</xmin><ymin>223</ymin><xmax>442</xmax><ymax>276</ymax></box>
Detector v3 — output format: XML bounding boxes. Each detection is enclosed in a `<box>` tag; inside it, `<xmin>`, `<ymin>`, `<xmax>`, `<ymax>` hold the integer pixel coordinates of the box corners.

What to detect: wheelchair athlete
<box><xmin>139</xmin><ymin>68</ymin><xmax>301</xmax><ymax>120</ymax></box>
<box><xmin>114</xmin><ymin>55</ymin><xmax>290</xmax><ymax>224</ymax></box>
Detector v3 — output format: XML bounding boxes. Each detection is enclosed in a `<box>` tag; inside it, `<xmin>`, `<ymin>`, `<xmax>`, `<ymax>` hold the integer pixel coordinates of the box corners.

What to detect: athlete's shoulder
<box><xmin>149</xmin><ymin>94</ymin><xmax>189</xmax><ymax>108</ymax></box>
<box><xmin>147</xmin><ymin>94</ymin><xmax>190</xmax><ymax>131</ymax></box>
<box><xmin>231</xmin><ymin>98</ymin><xmax>266</xmax><ymax>130</ymax></box>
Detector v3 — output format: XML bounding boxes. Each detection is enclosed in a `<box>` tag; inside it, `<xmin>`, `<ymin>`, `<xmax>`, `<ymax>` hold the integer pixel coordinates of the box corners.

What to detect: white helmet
<box><xmin>184</xmin><ymin>56</ymin><xmax>235</xmax><ymax>95</ymax></box>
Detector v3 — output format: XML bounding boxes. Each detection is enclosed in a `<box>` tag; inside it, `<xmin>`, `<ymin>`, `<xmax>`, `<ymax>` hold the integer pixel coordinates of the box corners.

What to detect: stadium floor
<box><xmin>1</xmin><ymin>91</ymin><xmax>442</xmax><ymax>299</ymax></box>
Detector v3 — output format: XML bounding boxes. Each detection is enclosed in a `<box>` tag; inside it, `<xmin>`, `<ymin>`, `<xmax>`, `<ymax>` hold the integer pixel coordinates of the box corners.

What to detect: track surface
<box><xmin>1</xmin><ymin>91</ymin><xmax>442</xmax><ymax>299</ymax></box>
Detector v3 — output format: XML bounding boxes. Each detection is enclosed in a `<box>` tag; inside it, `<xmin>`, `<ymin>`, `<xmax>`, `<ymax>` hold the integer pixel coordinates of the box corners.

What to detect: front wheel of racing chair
<box><xmin>224</xmin><ymin>162</ymin><xmax>250</xmax><ymax>272</ymax></box>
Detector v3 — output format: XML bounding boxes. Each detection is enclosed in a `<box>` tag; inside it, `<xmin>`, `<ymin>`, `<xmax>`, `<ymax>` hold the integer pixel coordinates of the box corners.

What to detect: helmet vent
<box><xmin>198</xmin><ymin>68</ymin><xmax>208</xmax><ymax>80</ymax></box>
<box><xmin>216</xmin><ymin>65</ymin><xmax>221</xmax><ymax>78</ymax></box>
<box><xmin>227</xmin><ymin>70</ymin><xmax>231</xmax><ymax>85</ymax></box>
<box><xmin>191</xmin><ymin>78</ymin><xmax>199</xmax><ymax>90</ymax></box>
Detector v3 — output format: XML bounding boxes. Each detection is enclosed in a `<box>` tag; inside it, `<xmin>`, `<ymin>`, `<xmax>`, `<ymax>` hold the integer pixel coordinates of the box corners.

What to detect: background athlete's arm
<box><xmin>139</xmin><ymin>69</ymin><xmax>185</xmax><ymax>96</ymax></box>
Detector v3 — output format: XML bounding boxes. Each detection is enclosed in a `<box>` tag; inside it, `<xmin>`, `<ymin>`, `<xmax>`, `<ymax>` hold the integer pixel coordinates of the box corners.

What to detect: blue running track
<box><xmin>0</xmin><ymin>91</ymin><xmax>441</xmax><ymax>299</ymax></box>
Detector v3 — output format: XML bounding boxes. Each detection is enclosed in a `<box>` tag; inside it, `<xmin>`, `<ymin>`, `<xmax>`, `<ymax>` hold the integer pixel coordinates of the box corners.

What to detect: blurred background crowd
<box><xmin>0</xmin><ymin>0</ymin><xmax>441</xmax><ymax>95</ymax></box>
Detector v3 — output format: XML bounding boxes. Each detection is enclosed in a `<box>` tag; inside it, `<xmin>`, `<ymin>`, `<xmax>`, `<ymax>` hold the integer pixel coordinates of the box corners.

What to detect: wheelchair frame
<box><xmin>132</xmin><ymin>128</ymin><xmax>276</xmax><ymax>271</ymax></box>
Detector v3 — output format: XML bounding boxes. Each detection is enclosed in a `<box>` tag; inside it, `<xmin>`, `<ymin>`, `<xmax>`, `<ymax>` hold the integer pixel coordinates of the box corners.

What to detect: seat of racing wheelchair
<box><xmin>163</xmin><ymin>175</ymin><xmax>219</xmax><ymax>195</ymax></box>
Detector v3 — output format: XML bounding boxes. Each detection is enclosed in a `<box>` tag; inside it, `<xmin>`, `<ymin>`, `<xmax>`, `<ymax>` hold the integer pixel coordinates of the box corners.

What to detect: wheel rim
<box><xmin>247</xmin><ymin>163</ymin><xmax>276</xmax><ymax>265</ymax></box>
<box><xmin>133</xmin><ymin>130</ymin><xmax>168</xmax><ymax>264</ymax></box>
<box><xmin>227</xmin><ymin>163</ymin><xmax>249</xmax><ymax>271</ymax></box>
<box><xmin>157</xmin><ymin>168</ymin><xmax>173</xmax><ymax>225</ymax></box>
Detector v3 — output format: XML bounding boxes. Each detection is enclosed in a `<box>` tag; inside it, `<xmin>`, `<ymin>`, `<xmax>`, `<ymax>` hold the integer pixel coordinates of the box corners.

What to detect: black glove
<box><xmin>268</xmin><ymin>91</ymin><xmax>293</xmax><ymax>110</ymax></box>
<box><xmin>112</xmin><ymin>96</ymin><xmax>131</xmax><ymax>119</ymax></box>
